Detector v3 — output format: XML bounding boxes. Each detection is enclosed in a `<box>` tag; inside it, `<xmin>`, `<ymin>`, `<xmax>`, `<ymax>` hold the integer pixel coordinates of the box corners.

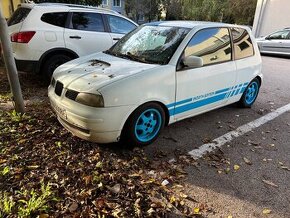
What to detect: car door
<box><xmin>174</xmin><ymin>27</ymin><xmax>237</xmax><ymax>120</ymax></box>
<box><xmin>105</xmin><ymin>14</ymin><xmax>137</xmax><ymax>44</ymax></box>
<box><xmin>64</xmin><ymin>11</ymin><xmax>113</xmax><ymax>56</ymax></box>
<box><xmin>260</xmin><ymin>29</ymin><xmax>290</xmax><ymax>54</ymax></box>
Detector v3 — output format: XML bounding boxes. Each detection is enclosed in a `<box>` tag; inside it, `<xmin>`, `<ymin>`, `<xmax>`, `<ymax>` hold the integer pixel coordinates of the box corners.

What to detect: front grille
<box><xmin>65</xmin><ymin>89</ymin><xmax>79</xmax><ymax>101</ymax></box>
<box><xmin>55</xmin><ymin>81</ymin><xmax>63</xmax><ymax>96</ymax></box>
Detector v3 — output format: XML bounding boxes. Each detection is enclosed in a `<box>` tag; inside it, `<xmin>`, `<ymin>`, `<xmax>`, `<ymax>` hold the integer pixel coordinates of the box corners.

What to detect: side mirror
<box><xmin>265</xmin><ymin>36</ymin><xmax>271</xmax><ymax>40</ymax></box>
<box><xmin>183</xmin><ymin>56</ymin><xmax>203</xmax><ymax>68</ymax></box>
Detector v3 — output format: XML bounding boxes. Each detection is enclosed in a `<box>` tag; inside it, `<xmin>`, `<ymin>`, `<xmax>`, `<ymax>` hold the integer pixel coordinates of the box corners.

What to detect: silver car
<box><xmin>256</xmin><ymin>28</ymin><xmax>290</xmax><ymax>56</ymax></box>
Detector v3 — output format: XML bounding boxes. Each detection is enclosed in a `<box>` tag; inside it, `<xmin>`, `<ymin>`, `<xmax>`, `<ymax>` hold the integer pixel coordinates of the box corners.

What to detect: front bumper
<box><xmin>48</xmin><ymin>85</ymin><xmax>135</xmax><ymax>144</ymax></box>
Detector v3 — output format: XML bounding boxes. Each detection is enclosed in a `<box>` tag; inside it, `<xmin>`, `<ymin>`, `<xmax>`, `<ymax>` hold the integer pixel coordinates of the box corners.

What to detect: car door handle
<box><xmin>69</xmin><ymin>36</ymin><xmax>81</xmax><ymax>39</ymax></box>
<box><xmin>113</xmin><ymin>38</ymin><xmax>121</xmax><ymax>41</ymax></box>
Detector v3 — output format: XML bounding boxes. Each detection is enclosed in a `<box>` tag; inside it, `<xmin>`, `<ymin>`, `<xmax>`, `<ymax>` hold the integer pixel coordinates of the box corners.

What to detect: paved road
<box><xmin>145</xmin><ymin>56</ymin><xmax>290</xmax><ymax>217</ymax></box>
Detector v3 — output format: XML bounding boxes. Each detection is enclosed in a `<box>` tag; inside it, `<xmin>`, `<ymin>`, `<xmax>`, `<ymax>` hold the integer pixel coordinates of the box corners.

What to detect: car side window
<box><xmin>231</xmin><ymin>28</ymin><xmax>254</xmax><ymax>60</ymax></box>
<box><xmin>71</xmin><ymin>12</ymin><xmax>105</xmax><ymax>32</ymax></box>
<box><xmin>107</xmin><ymin>15</ymin><xmax>136</xmax><ymax>34</ymax></box>
<box><xmin>41</xmin><ymin>12</ymin><xmax>68</xmax><ymax>28</ymax></box>
<box><xmin>268</xmin><ymin>30</ymin><xmax>290</xmax><ymax>40</ymax></box>
<box><xmin>184</xmin><ymin>27</ymin><xmax>232</xmax><ymax>66</ymax></box>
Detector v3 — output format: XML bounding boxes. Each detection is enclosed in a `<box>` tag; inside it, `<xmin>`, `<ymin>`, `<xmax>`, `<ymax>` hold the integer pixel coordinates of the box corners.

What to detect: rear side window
<box><xmin>8</xmin><ymin>7</ymin><xmax>31</xmax><ymax>26</ymax></box>
<box><xmin>231</xmin><ymin>28</ymin><xmax>254</xmax><ymax>60</ymax></box>
<box><xmin>41</xmin><ymin>12</ymin><xmax>68</xmax><ymax>28</ymax></box>
<box><xmin>107</xmin><ymin>15</ymin><xmax>136</xmax><ymax>34</ymax></box>
<box><xmin>71</xmin><ymin>12</ymin><xmax>105</xmax><ymax>32</ymax></box>
<box><xmin>184</xmin><ymin>27</ymin><xmax>232</xmax><ymax>66</ymax></box>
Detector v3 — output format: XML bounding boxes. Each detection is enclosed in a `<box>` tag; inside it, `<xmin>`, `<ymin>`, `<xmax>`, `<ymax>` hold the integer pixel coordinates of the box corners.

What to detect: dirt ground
<box><xmin>0</xmin><ymin>68</ymin><xmax>206</xmax><ymax>217</ymax></box>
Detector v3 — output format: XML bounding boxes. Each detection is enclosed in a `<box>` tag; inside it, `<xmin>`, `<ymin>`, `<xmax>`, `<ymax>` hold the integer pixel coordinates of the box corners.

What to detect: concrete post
<box><xmin>0</xmin><ymin>7</ymin><xmax>25</xmax><ymax>113</ymax></box>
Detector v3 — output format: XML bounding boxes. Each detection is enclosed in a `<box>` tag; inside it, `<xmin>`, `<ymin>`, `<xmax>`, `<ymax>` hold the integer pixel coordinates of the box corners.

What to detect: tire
<box><xmin>42</xmin><ymin>54</ymin><xmax>72</xmax><ymax>83</ymax></box>
<box><xmin>121</xmin><ymin>103</ymin><xmax>165</xmax><ymax>146</ymax></box>
<box><xmin>238</xmin><ymin>78</ymin><xmax>260</xmax><ymax>108</ymax></box>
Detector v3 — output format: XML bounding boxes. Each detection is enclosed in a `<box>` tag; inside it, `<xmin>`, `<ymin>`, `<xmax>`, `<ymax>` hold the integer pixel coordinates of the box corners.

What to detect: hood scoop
<box><xmin>89</xmin><ymin>59</ymin><xmax>110</xmax><ymax>67</ymax></box>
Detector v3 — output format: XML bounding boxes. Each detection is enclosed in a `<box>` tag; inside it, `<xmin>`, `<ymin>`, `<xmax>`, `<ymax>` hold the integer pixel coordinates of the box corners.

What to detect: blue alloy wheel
<box><xmin>122</xmin><ymin>103</ymin><xmax>165</xmax><ymax>146</ymax></box>
<box><xmin>238</xmin><ymin>78</ymin><xmax>260</xmax><ymax>108</ymax></box>
<box><xmin>245</xmin><ymin>81</ymin><xmax>259</xmax><ymax>104</ymax></box>
<box><xmin>134</xmin><ymin>109</ymin><xmax>162</xmax><ymax>142</ymax></box>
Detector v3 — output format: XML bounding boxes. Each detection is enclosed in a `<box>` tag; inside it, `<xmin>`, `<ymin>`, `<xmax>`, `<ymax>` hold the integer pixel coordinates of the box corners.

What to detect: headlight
<box><xmin>75</xmin><ymin>93</ymin><xmax>104</xmax><ymax>107</ymax></box>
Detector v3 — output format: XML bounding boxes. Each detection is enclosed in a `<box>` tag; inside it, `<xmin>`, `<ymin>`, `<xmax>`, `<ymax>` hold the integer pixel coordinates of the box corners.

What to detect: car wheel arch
<box><xmin>38</xmin><ymin>48</ymin><xmax>79</xmax><ymax>73</ymax></box>
<box><xmin>121</xmin><ymin>101</ymin><xmax>170</xmax><ymax>132</ymax></box>
<box><xmin>255</xmin><ymin>75</ymin><xmax>262</xmax><ymax>86</ymax></box>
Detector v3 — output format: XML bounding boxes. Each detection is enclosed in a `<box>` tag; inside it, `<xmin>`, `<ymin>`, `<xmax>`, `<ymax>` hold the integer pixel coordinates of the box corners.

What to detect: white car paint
<box><xmin>48</xmin><ymin>21</ymin><xmax>262</xmax><ymax>144</ymax></box>
<box><xmin>8</xmin><ymin>3</ymin><xmax>137</xmax><ymax>74</ymax></box>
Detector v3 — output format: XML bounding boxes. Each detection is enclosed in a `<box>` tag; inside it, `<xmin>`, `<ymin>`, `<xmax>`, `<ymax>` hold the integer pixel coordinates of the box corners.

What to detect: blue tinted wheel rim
<box><xmin>134</xmin><ymin>108</ymin><xmax>162</xmax><ymax>143</ymax></box>
<box><xmin>245</xmin><ymin>81</ymin><xmax>259</xmax><ymax>105</ymax></box>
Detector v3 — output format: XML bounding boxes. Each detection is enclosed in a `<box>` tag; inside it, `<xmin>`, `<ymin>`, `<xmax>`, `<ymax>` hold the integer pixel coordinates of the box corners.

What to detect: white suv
<box><xmin>7</xmin><ymin>3</ymin><xmax>138</xmax><ymax>80</ymax></box>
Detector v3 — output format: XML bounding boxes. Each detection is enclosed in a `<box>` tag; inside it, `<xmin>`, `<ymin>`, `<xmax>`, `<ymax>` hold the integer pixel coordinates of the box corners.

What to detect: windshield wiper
<box><xmin>105</xmin><ymin>50</ymin><xmax>156</xmax><ymax>64</ymax></box>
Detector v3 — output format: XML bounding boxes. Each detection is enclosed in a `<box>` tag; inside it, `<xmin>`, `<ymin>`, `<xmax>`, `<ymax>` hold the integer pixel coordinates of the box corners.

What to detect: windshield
<box><xmin>106</xmin><ymin>25</ymin><xmax>190</xmax><ymax>65</ymax></box>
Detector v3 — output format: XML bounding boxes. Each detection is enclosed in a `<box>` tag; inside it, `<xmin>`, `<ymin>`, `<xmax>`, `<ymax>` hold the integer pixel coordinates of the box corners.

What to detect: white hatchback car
<box><xmin>48</xmin><ymin>21</ymin><xmax>262</xmax><ymax>146</ymax></box>
<box><xmin>8</xmin><ymin>3</ymin><xmax>137</xmax><ymax>80</ymax></box>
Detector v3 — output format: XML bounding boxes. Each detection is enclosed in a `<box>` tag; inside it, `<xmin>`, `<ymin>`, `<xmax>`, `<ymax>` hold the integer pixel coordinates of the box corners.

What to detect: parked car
<box><xmin>256</xmin><ymin>28</ymin><xmax>290</xmax><ymax>56</ymax></box>
<box><xmin>48</xmin><ymin>21</ymin><xmax>262</xmax><ymax>146</ymax></box>
<box><xmin>7</xmin><ymin>3</ymin><xmax>138</xmax><ymax>80</ymax></box>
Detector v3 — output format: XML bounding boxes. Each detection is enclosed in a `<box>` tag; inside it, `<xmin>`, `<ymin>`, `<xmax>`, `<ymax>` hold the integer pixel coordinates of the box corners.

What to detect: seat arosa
<box><xmin>48</xmin><ymin>21</ymin><xmax>262</xmax><ymax>146</ymax></box>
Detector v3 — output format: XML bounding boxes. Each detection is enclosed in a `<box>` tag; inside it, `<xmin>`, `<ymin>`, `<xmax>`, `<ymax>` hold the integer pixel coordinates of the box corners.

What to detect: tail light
<box><xmin>11</xmin><ymin>31</ymin><xmax>36</xmax><ymax>43</ymax></box>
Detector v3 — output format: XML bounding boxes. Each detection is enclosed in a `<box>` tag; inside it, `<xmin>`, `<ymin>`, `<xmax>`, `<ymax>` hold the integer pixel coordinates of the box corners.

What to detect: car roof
<box><xmin>19</xmin><ymin>3</ymin><xmax>120</xmax><ymax>15</ymax></box>
<box><xmin>147</xmin><ymin>21</ymin><xmax>247</xmax><ymax>30</ymax></box>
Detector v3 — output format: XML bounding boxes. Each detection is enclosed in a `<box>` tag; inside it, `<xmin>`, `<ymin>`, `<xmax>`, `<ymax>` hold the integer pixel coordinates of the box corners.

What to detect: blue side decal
<box><xmin>170</xmin><ymin>93</ymin><xmax>227</xmax><ymax>115</ymax></box>
<box><xmin>167</xmin><ymin>82</ymin><xmax>249</xmax><ymax>116</ymax></box>
<box><xmin>167</xmin><ymin>98</ymin><xmax>192</xmax><ymax>109</ymax></box>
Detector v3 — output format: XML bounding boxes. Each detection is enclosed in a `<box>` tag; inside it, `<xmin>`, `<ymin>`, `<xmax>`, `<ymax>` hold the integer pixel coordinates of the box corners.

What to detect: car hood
<box><xmin>53</xmin><ymin>52</ymin><xmax>158</xmax><ymax>92</ymax></box>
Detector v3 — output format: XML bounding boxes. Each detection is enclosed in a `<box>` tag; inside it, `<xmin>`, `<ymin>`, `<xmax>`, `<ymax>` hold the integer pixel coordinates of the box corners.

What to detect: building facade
<box><xmin>253</xmin><ymin>0</ymin><xmax>290</xmax><ymax>37</ymax></box>
<box><xmin>0</xmin><ymin>0</ymin><xmax>24</xmax><ymax>19</ymax></box>
<box><xmin>100</xmin><ymin>0</ymin><xmax>125</xmax><ymax>15</ymax></box>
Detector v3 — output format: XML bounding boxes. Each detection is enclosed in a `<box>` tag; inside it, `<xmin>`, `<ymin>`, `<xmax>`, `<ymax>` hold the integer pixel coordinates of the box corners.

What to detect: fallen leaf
<box><xmin>262</xmin><ymin>208</ymin><xmax>272</xmax><ymax>214</ymax></box>
<box><xmin>27</xmin><ymin>165</ymin><xmax>39</xmax><ymax>169</ymax></box>
<box><xmin>243</xmin><ymin>157</ymin><xmax>252</xmax><ymax>165</ymax></box>
<box><xmin>193</xmin><ymin>207</ymin><xmax>200</xmax><ymax>214</ymax></box>
<box><xmin>281</xmin><ymin>166</ymin><xmax>290</xmax><ymax>171</ymax></box>
<box><xmin>262</xmin><ymin>179</ymin><xmax>278</xmax><ymax>188</ymax></box>
<box><xmin>161</xmin><ymin>179</ymin><xmax>169</xmax><ymax>186</ymax></box>
<box><xmin>69</xmin><ymin>202</ymin><xmax>78</xmax><ymax>213</ymax></box>
<box><xmin>38</xmin><ymin>214</ymin><xmax>49</xmax><ymax>218</ymax></box>
<box><xmin>234</xmin><ymin>165</ymin><xmax>240</xmax><ymax>171</ymax></box>
<box><xmin>107</xmin><ymin>184</ymin><xmax>121</xmax><ymax>194</ymax></box>
<box><xmin>225</xmin><ymin>167</ymin><xmax>230</xmax><ymax>174</ymax></box>
<box><xmin>0</xmin><ymin>159</ymin><xmax>7</xmax><ymax>164</ymax></box>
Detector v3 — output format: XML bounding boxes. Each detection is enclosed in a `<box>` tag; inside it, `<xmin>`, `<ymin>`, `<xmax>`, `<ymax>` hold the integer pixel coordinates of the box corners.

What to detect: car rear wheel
<box><xmin>121</xmin><ymin>103</ymin><xmax>165</xmax><ymax>146</ymax></box>
<box><xmin>42</xmin><ymin>54</ymin><xmax>72</xmax><ymax>83</ymax></box>
<box><xmin>238</xmin><ymin>78</ymin><xmax>260</xmax><ymax>108</ymax></box>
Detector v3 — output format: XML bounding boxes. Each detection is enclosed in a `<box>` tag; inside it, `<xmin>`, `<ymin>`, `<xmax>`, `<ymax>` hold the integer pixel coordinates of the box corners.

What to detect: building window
<box><xmin>113</xmin><ymin>0</ymin><xmax>121</xmax><ymax>7</ymax></box>
<box><xmin>102</xmin><ymin>0</ymin><xmax>108</xmax><ymax>5</ymax></box>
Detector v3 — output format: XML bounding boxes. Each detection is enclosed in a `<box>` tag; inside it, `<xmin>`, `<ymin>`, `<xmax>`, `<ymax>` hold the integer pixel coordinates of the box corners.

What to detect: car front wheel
<box><xmin>122</xmin><ymin>103</ymin><xmax>165</xmax><ymax>146</ymax></box>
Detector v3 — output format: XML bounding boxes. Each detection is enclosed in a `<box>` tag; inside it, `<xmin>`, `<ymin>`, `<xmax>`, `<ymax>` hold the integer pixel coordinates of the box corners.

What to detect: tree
<box><xmin>227</xmin><ymin>0</ymin><xmax>257</xmax><ymax>25</ymax></box>
<box><xmin>125</xmin><ymin>0</ymin><xmax>161</xmax><ymax>23</ymax></box>
<box><xmin>34</xmin><ymin>0</ymin><xmax>102</xmax><ymax>6</ymax></box>
<box><xmin>161</xmin><ymin>0</ymin><xmax>257</xmax><ymax>25</ymax></box>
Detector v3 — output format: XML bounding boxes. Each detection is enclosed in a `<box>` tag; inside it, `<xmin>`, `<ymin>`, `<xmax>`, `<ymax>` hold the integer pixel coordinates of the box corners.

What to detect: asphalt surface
<box><xmin>145</xmin><ymin>56</ymin><xmax>290</xmax><ymax>217</ymax></box>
